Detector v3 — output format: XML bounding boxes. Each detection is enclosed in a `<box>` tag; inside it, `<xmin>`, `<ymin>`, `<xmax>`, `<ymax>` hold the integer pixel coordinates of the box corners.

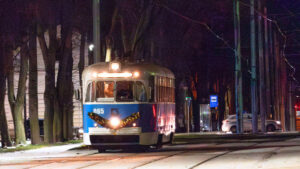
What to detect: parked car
<box><xmin>221</xmin><ymin>114</ymin><xmax>282</xmax><ymax>133</ymax></box>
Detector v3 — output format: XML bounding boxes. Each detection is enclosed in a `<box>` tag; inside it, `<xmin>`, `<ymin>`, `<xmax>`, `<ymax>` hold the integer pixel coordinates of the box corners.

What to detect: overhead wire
<box><xmin>154</xmin><ymin>1</ymin><xmax>236</xmax><ymax>54</ymax></box>
<box><xmin>155</xmin><ymin>0</ymin><xmax>297</xmax><ymax>79</ymax></box>
<box><xmin>239</xmin><ymin>0</ymin><xmax>296</xmax><ymax>73</ymax></box>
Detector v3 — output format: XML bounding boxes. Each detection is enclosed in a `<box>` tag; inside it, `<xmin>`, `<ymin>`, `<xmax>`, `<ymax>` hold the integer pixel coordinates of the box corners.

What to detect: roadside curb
<box><xmin>174</xmin><ymin>132</ymin><xmax>300</xmax><ymax>140</ymax></box>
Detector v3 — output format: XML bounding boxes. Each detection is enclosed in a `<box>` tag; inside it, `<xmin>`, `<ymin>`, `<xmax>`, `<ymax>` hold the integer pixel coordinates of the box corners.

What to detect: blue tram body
<box><xmin>82</xmin><ymin>61</ymin><xmax>175</xmax><ymax>149</ymax></box>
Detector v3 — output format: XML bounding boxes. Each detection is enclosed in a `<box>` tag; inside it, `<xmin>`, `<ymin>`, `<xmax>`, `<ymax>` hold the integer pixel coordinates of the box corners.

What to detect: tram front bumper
<box><xmin>85</xmin><ymin>127</ymin><xmax>159</xmax><ymax>146</ymax></box>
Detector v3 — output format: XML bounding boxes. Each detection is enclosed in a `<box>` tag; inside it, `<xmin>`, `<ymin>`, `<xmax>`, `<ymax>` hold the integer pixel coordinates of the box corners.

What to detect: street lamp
<box><xmin>89</xmin><ymin>44</ymin><xmax>94</xmax><ymax>51</ymax></box>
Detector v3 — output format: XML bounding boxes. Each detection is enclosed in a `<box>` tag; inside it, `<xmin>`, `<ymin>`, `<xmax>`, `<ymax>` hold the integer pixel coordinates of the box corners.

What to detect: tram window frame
<box><xmin>85</xmin><ymin>82</ymin><xmax>95</xmax><ymax>102</ymax></box>
<box><xmin>95</xmin><ymin>81</ymin><xmax>115</xmax><ymax>102</ymax></box>
<box><xmin>135</xmin><ymin>81</ymin><xmax>147</xmax><ymax>102</ymax></box>
<box><xmin>149</xmin><ymin>76</ymin><xmax>155</xmax><ymax>102</ymax></box>
<box><xmin>116</xmin><ymin>81</ymin><xmax>134</xmax><ymax>102</ymax></box>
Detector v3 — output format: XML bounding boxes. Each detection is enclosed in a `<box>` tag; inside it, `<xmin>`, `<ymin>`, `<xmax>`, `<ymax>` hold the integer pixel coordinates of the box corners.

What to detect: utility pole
<box><xmin>250</xmin><ymin>0</ymin><xmax>258</xmax><ymax>133</ymax></box>
<box><xmin>264</xmin><ymin>7</ymin><xmax>271</xmax><ymax>121</ymax></box>
<box><xmin>233</xmin><ymin>0</ymin><xmax>243</xmax><ymax>133</ymax></box>
<box><xmin>93</xmin><ymin>0</ymin><xmax>101</xmax><ymax>63</ymax></box>
<box><xmin>274</xmin><ymin>32</ymin><xmax>281</xmax><ymax>122</ymax></box>
<box><xmin>269</xmin><ymin>17</ymin><xmax>276</xmax><ymax>120</ymax></box>
<box><xmin>258</xmin><ymin>0</ymin><xmax>266</xmax><ymax>132</ymax></box>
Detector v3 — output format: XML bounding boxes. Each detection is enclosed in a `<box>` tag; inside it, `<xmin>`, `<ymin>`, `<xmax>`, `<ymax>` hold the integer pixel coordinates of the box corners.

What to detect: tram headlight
<box><xmin>92</xmin><ymin>72</ymin><xmax>98</xmax><ymax>78</ymax></box>
<box><xmin>133</xmin><ymin>71</ymin><xmax>140</xmax><ymax>78</ymax></box>
<box><xmin>109</xmin><ymin>116</ymin><xmax>121</xmax><ymax>128</ymax></box>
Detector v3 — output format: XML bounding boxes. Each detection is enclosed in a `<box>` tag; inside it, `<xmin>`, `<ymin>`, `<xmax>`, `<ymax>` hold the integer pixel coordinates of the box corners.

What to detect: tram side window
<box><xmin>85</xmin><ymin>82</ymin><xmax>95</xmax><ymax>102</ymax></box>
<box><xmin>155</xmin><ymin>77</ymin><xmax>175</xmax><ymax>102</ymax></box>
<box><xmin>136</xmin><ymin>81</ymin><xmax>147</xmax><ymax>102</ymax></box>
<box><xmin>116</xmin><ymin>81</ymin><xmax>133</xmax><ymax>102</ymax></box>
<box><xmin>155</xmin><ymin>76</ymin><xmax>161</xmax><ymax>102</ymax></box>
<box><xmin>171</xmin><ymin>79</ymin><xmax>175</xmax><ymax>102</ymax></box>
<box><xmin>96</xmin><ymin>81</ymin><xmax>114</xmax><ymax>101</ymax></box>
<box><xmin>149</xmin><ymin>76</ymin><xmax>154</xmax><ymax>102</ymax></box>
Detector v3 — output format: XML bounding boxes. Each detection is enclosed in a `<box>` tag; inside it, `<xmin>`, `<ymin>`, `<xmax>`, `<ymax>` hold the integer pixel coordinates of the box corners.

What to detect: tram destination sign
<box><xmin>210</xmin><ymin>95</ymin><xmax>218</xmax><ymax>108</ymax></box>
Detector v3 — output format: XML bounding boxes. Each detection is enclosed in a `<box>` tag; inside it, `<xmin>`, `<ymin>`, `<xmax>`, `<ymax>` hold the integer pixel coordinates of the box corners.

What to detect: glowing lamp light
<box><xmin>111</xmin><ymin>62</ymin><xmax>120</xmax><ymax>71</ymax></box>
<box><xmin>94</xmin><ymin>123</ymin><xmax>98</xmax><ymax>127</ymax></box>
<box><xmin>132</xmin><ymin>123</ymin><xmax>136</xmax><ymax>127</ymax></box>
<box><xmin>89</xmin><ymin>44</ymin><xmax>94</xmax><ymax>51</ymax></box>
<box><xmin>133</xmin><ymin>71</ymin><xmax>140</xmax><ymax>78</ymax></box>
<box><xmin>109</xmin><ymin>117</ymin><xmax>121</xmax><ymax>128</ymax></box>
<box><xmin>92</xmin><ymin>72</ymin><xmax>98</xmax><ymax>78</ymax></box>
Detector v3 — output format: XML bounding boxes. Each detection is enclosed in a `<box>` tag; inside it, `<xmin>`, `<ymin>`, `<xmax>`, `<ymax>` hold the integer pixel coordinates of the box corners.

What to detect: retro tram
<box><xmin>82</xmin><ymin>61</ymin><xmax>175</xmax><ymax>152</ymax></box>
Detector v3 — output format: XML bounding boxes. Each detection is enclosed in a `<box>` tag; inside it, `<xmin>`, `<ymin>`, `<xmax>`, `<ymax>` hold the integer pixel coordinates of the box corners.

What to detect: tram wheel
<box><xmin>167</xmin><ymin>132</ymin><xmax>174</xmax><ymax>144</ymax></box>
<box><xmin>98</xmin><ymin>147</ymin><xmax>106</xmax><ymax>153</ymax></box>
<box><xmin>155</xmin><ymin>134</ymin><xmax>163</xmax><ymax>149</ymax></box>
<box><xmin>139</xmin><ymin>145</ymin><xmax>150</xmax><ymax>152</ymax></box>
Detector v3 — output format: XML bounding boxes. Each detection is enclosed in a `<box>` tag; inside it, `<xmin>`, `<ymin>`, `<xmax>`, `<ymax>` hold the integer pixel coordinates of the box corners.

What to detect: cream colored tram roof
<box><xmin>82</xmin><ymin>62</ymin><xmax>174</xmax><ymax>82</ymax></box>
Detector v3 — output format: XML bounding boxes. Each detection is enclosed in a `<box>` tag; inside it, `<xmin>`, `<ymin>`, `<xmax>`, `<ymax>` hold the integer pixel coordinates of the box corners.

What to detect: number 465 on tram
<box><xmin>82</xmin><ymin>61</ymin><xmax>175</xmax><ymax>152</ymax></box>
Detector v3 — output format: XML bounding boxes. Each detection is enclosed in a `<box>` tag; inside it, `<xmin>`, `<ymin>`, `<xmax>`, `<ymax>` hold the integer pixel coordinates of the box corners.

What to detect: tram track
<box><xmin>188</xmin><ymin>140</ymin><xmax>291</xmax><ymax>169</ymax></box>
<box><xmin>2</xmin><ymin>137</ymin><xmax>299</xmax><ymax>169</ymax></box>
<box><xmin>130</xmin><ymin>150</ymin><xmax>187</xmax><ymax>169</ymax></box>
<box><xmin>77</xmin><ymin>152</ymin><xmax>141</xmax><ymax>169</ymax></box>
<box><xmin>24</xmin><ymin>152</ymin><xmax>100</xmax><ymax>169</ymax></box>
<box><xmin>127</xmin><ymin>142</ymin><xmax>261</xmax><ymax>169</ymax></box>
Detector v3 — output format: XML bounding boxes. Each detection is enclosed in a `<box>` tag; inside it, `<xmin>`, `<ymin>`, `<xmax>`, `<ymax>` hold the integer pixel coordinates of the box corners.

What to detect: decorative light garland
<box><xmin>88</xmin><ymin>112</ymin><xmax>140</xmax><ymax>129</ymax></box>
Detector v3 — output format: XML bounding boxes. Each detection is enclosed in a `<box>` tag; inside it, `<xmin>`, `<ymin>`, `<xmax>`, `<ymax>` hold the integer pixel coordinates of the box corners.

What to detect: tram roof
<box><xmin>82</xmin><ymin>62</ymin><xmax>175</xmax><ymax>79</ymax></box>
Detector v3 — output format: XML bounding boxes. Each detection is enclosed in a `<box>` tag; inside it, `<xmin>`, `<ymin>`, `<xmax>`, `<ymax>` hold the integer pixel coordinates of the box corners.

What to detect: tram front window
<box><xmin>96</xmin><ymin>81</ymin><xmax>114</xmax><ymax>101</ymax></box>
<box><xmin>116</xmin><ymin>81</ymin><xmax>133</xmax><ymax>102</ymax></box>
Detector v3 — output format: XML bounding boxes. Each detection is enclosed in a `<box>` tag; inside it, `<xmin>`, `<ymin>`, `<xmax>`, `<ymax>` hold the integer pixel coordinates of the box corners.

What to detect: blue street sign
<box><xmin>210</xmin><ymin>95</ymin><xmax>218</xmax><ymax>108</ymax></box>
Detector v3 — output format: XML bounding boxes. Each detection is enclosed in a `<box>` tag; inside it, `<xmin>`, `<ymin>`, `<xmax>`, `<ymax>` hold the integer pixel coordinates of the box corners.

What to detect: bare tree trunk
<box><xmin>79</xmin><ymin>31</ymin><xmax>85</xmax><ymax>113</ymax></box>
<box><xmin>57</xmin><ymin>30</ymin><xmax>74</xmax><ymax>140</ymax></box>
<box><xmin>131</xmin><ymin>1</ymin><xmax>155</xmax><ymax>60</ymax></box>
<box><xmin>37</xmin><ymin>25</ymin><xmax>57</xmax><ymax>143</ymax></box>
<box><xmin>79</xmin><ymin>32</ymin><xmax>85</xmax><ymax>87</ymax></box>
<box><xmin>264</xmin><ymin>7</ymin><xmax>271</xmax><ymax>120</ymax></box>
<box><xmin>281</xmin><ymin>58</ymin><xmax>287</xmax><ymax>130</ymax></box>
<box><xmin>57</xmin><ymin>1</ymin><xmax>74</xmax><ymax>140</ymax></box>
<box><xmin>0</xmin><ymin>39</ymin><xmax>12</xmax><ymax>147</ymax></box>
<box><xmin>0</xmin><ymin>51</ymin><xmax>12</xmax><ymax>147</ymax></box>
<box><xmin>7</xmin><ymin>46</ymin><xmax>28</xmax><ymax>145</ymax></box>
<box><xmin>29</xmin><ymin>24</ymin><xmax>41</xmax><ymax>144</ymax></box>
<box><xmin>258</xmin><ymin>0</ymin><xmax>266</xmax><ymax>132</ymax></box>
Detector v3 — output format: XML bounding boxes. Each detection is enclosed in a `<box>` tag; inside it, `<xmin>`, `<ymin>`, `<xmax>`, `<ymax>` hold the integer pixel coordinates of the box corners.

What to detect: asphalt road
<box><xmin>1</xmin><ymin>136</ymin><xmax>300</xmax><ymax>169</ymax></box>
